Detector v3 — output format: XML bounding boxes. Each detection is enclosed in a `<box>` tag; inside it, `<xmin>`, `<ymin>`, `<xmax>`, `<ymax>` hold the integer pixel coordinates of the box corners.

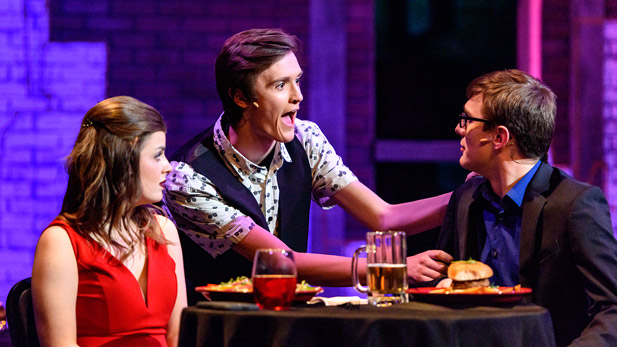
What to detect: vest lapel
<box><xmin>193</xmin><ymin>137</ymin><xmax>268</xmax><ymax>229</ymax></box>
<box><xmin>276</xmin><ymin>139</ymin><xmax>311</xmax><ymax>252</ymax></box>
<box><xmin>171</xmin><ymin>121</ymin><xmax>312</xmax><ymax>304</ymax></box>
<box><xmin>175</xmin><ymin>123</ymin><xmax>268</xmax><ymax>230</ymax></box>
<box><xmin>182</xmin><ymin>125</ymin><xmax>311</xmax><ymax>252</ymax></box>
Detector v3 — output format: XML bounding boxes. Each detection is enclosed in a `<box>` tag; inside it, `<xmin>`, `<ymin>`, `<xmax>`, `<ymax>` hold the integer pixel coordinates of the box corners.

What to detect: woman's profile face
<box><xmin>137</xmin><ymin>131</ymin><xmax>171</xmax><ymax>205</ymax></box>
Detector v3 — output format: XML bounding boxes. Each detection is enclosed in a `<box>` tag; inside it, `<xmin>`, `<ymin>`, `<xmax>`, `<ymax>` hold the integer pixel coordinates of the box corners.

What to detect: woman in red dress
<box><xmin>31</xmin><ymin>96</ymin><xmax>187</xmax><ymax>346</ymax></box>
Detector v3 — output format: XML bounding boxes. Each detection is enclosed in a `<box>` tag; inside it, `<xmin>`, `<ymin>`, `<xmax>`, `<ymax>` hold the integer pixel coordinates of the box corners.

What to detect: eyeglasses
<box><xmin>458</xmin><ymin>112</ymin><xmax>492</xmax><ymax>128</ymax></box>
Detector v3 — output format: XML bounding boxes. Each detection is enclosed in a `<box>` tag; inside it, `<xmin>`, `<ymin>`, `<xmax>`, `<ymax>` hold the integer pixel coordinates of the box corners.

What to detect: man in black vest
<box><xmin>164</xmin><ymin>28</ymin><xmax>453</xmax><ymax>305</ymax></box>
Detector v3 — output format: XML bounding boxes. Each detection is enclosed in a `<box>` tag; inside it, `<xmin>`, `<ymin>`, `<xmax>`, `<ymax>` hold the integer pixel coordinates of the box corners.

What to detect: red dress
<box><xmin>49</xmin><ymin>219</ymin><xmax>177</xmax><ymax>346</ymax></box>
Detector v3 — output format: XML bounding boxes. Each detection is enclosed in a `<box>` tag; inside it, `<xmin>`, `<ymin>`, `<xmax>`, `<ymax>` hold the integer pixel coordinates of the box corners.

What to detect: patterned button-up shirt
<box><xmin>164</xmin><ymin>114</ymin><xmax>357</xmax><ymax>258</ymax></box>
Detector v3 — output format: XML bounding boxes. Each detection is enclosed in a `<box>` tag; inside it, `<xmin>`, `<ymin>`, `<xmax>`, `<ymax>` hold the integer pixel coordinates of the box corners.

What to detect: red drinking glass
<box><xmin>252</xmin><ymin>249</ymin><xmax>297</xmax><ymax>310</ymax></box>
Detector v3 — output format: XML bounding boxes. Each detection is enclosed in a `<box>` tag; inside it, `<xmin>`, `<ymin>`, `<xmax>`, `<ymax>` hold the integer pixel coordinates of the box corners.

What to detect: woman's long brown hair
<box><xmin>60</xmin><ymin>96</ymin><xmax>168</xmax><ymax>261</ymax></box>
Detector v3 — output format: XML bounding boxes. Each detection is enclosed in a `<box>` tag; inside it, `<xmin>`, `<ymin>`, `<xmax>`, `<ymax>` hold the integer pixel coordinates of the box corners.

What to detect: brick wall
<box><xmin>606</xmin><ymin>0</ymin><xmax>617</xmax><ymax>233</ymax></box>
<box><xmin>605</xmin><ymin>21</ymin><xmax>617</xmax><ymax>230</ymax></box>
<box><xmin>345</xmin><ymin>0</ymin><xmax>375</xmax><ymax>238</ymax></box>
<box><xmin>542</xmin><ymin>0</ymin><xmax>571</xmax><ymax>166</ymax></box>
<box><xmin>48</xmin><ymin>0</ymin><xmax>311</xmax><ymax>156</ymax></box>
<box><xmin>0</xmin><ymin>0</ymin><xmax>105</xmax><ymax>304</ymax></box>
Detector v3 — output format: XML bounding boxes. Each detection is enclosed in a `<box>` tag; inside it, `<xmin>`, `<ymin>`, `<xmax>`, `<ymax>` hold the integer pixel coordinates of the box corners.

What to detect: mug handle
<box><xmin>351</xmin><ymin>245</ymin><xmax>368</xmax><ymax>294</ymax></box>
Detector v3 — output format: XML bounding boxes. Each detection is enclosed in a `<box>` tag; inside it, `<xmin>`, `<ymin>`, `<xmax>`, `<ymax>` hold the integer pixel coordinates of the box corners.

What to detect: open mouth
<box><xmin>281</xmin><ymin>110</ymin><xmax>297</xmax><ymax>127</ymax></box>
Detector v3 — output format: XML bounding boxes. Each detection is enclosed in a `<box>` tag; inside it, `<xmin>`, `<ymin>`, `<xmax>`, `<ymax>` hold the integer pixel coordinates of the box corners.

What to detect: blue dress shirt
<box><xmin>479</xmin><ymin>161</ymin><xmax>541</xmax><ymax>286</ymax></box>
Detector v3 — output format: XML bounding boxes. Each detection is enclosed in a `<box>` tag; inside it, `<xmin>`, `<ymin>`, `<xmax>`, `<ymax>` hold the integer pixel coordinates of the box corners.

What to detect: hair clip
<box><xmin>82</xmin><ymin>119</ymin><xmax>94</xmax><ymax>128</ymax></box>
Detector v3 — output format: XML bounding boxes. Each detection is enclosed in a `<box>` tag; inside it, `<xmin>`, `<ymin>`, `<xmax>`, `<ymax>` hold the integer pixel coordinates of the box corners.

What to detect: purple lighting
<box><xmin>518</xmin><ymin>0</ymin><xmax>543</xmax><ymax>79</ymax></box>
<box><xmin>0</xmin><ymin>0</ymin><xmax>106</xmax><ymax>304</ymax></box>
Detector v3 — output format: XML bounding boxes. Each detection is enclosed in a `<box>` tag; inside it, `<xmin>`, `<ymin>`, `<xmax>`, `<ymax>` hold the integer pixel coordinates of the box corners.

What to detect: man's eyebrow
<box><xmin>269</xmin><ymin>71</ymin><xmax>303</xmax><ymax>85</ymax></box>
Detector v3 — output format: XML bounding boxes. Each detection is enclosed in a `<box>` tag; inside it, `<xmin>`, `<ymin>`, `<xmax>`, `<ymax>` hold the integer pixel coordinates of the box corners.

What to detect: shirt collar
<box><xmin>505</xmin><ymin>160</ymin><xmax>541</xmax><ymax>207</ymax></box>
<box><xmin>476</xmin><ymin>160</ymin><xmax>541</xmax><ymax>209</ymax></box>
<box><xmin>212</xmin><ymin>114</ymin><xmax>292</xmax><ymax>175</ymax></box>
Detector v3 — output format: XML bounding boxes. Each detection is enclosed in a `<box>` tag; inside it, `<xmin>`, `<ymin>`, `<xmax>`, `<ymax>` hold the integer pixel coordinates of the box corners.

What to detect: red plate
<box><xmin>195</xmin><ymin>286</ymin><xmax>324</xmax><ymax>303</ymax></box>
<box><xmin>195</xmin><ymin>287</ymin><xmax>253</xmax><ymax>303</ymax></box>
<box><xmin>406</xmin><ymin>287</ymin><xmax>532</xmax><ymax>305</ymax></box>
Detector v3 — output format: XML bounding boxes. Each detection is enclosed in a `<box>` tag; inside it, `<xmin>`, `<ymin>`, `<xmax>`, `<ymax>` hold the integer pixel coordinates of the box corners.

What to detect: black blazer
<box><xmin>437</xmin><ymin>162</ymin><xmax>617</xmax><ymax>347</ymax></box>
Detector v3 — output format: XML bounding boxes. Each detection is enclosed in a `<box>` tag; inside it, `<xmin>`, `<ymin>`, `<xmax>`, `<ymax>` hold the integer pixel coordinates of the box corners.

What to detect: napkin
<box><xmin>307</xmin><ymin>296</ymin><xmax>367</xmax><ymax>306</ymax></box>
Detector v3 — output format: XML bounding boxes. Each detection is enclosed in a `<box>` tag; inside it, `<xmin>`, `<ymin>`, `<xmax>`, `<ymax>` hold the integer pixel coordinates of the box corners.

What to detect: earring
<box><xmin>252</xmin><ymin>102</ymin><xmax>260</xmax><ymax>108</ymax></box>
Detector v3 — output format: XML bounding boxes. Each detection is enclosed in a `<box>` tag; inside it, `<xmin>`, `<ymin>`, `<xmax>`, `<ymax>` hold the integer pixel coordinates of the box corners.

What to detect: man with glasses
<box><xmin>435</xmin><ymin>69</ymin><xmax>617</xmax><ymax>346</ymax></box>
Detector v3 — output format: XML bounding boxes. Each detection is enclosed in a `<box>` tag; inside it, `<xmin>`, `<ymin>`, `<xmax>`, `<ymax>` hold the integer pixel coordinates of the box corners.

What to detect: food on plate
<box><xmin>427</xmin><ymin>259</ymin><xmax>524</xmax><ymax>294</ymax></box>
<box><xmin>428</xmin><ymin>284</ymin><xmax>523</xmax><ymax>294</ymax></box>
<box><xmin>201</xmin><ymin>276</ymin><xmax>253</xmax><ymax>293</ymax></box>
<box><xmin>199</xmin><ymin>276</ymin><xmax>322</xmax><ymax>294</ymax></box>
<box><xmin>448</xmin><ymin>259</ymin><xmax>493</xmax><ymax>289</ymax></box>
<box><xmin>408</xmin><ymin>285</ymin><xmax>531</xmax><ymax>305</ymax></box>
<box><xmin>295</xmin><ymin>280</ymin><xmax>322</xmax><ymax>292</ymax></box>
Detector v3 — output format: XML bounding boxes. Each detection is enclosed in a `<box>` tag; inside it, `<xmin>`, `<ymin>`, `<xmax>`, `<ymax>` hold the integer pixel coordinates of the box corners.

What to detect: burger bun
<box><xmin>448</xmin><ymin>260</ymin><xmax>493</xmax><ymax>282</ymax></box>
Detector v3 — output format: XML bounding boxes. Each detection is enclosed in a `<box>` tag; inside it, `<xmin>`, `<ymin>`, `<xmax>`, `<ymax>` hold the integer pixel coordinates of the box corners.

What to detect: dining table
<box><xmin>178</xmin><ymin>298</ymin><xmax>556</xmax><ymax>347</ymax></box>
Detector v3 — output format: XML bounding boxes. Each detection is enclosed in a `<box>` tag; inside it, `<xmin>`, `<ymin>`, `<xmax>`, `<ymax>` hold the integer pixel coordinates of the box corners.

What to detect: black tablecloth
<box><xmin>179</xmin><ymin>301</ymin><xmax>555</xmax><ymax>347</ymax></box>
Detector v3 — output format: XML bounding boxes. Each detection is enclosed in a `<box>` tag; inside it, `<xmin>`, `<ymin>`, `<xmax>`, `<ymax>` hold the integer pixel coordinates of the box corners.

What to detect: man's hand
<box><xmin>406</xmin><ymin>250</ymin><xmax>453</xmax><ymax>283</ymax></box>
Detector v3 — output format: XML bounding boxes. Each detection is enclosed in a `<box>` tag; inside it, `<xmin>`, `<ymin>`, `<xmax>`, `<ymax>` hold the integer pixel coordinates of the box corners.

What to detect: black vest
<box><xmin>168</xmin><ymin>121</ymin><xmax>312</xmax><ymax>304</ymax></box>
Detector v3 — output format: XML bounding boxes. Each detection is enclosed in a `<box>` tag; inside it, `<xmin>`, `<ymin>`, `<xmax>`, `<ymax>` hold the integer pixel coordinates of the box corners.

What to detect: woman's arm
<box><xmin>158</xmin><ymin>216</ymin><xmax>187</xmax><ymax>347</ymax></box>
<box><xmin>31</xmin><ymin>225</ymin><xmax>79</xmax><ymax>347</ymax></box>
<box><xmin>330</xmin><ymin>181</ymin><xmax>451</xmax><ymax>235</ymax></box>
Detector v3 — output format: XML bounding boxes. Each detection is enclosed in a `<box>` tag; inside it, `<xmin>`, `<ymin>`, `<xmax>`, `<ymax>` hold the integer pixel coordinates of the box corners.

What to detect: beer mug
<box><xmin>351</xmin><ymin>231</ymin><xmax>408</xmax><ymax>306</ymax></box>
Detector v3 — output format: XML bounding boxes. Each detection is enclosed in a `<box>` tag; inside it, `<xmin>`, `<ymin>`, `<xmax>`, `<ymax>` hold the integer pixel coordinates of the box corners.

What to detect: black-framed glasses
<box><xmin>458</xmin><ymin>112</ymin><xmax>492</xmax><ymax>128</ymax></box>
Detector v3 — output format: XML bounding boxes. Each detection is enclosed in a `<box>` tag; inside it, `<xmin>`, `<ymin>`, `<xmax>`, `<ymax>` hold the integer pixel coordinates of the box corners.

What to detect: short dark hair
<box><xmin>215</xmin><ymin>28</ymin><xmax>300</xmax><ymax>125</ymax></box>
<box><xmin>466</xmin><ymin>69</ymin><xmax>556</xmax><ymax>161</ymax></box>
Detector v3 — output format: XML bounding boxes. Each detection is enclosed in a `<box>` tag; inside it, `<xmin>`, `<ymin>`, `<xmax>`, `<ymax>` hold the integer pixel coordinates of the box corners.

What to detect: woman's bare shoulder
<box><xmin>38</xmin><ymin>224</ymin><xmax>72</xmax><ymax>248</ymax></box>
<box><xmin>155</xmin><ymin>214</ymin><xmax>180</xmax><ymax>242</ymax></box>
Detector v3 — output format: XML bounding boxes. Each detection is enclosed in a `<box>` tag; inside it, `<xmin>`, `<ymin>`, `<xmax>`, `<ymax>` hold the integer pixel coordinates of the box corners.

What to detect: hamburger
<box><xmin>447</xmin><ymin>259</ymin><xmax>493</xmax><ymax>290</ymax></box>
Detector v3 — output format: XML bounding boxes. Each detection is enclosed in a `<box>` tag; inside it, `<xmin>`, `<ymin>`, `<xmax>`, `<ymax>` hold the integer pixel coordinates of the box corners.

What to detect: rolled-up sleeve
<box><xmin>295</xmin><ymin>120</ymin><xmax>358</xmax><ymax>208</ymax></box>
<box><xmin>164</xmin><ymin>161</ymin><xmax>256</xmax><ymax>257</ymax></box>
